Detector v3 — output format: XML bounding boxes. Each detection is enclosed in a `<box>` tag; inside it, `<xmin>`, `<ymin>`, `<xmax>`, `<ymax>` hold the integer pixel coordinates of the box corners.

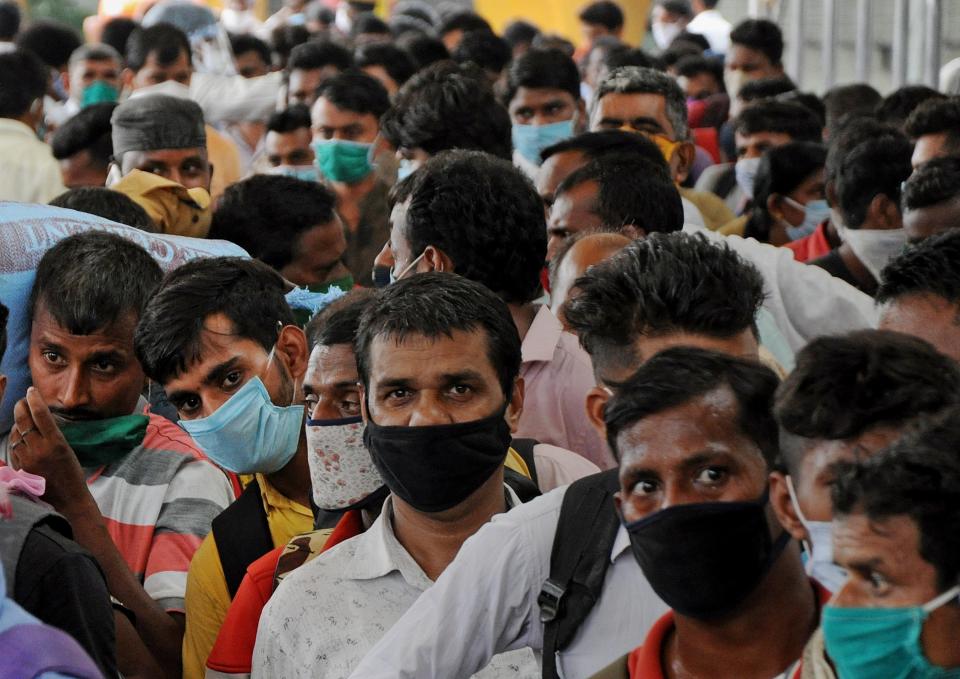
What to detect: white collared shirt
<box><xmin>0</xmin><ymin>119</ymin><xmax>66</xmax><ymax>204</ymax></box>
<box><xmin>347</xmin><ymin>483</ymin><xmax>669</xmax><ymax>679</ymax></box>
<box><xmin>253</xmin><ymin>490</ymin><xmax>540</xmax><ymax>679</ymax></box>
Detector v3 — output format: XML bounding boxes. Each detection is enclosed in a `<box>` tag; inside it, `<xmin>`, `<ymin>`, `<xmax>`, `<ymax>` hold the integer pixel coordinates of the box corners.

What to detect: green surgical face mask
<box><xmin>312</xmin><ymin>139</ymin><xmax>374</xmax><ymax>184</ymax></box>
<box><xmin>59</xmin><ymin>414</ymin><xmax>150</xmax><ymax>468</ymax></box>
<box><xmin>80</xmin><ymin>80</ymin><xmax>120</xmax><ymax>108</ymax></box>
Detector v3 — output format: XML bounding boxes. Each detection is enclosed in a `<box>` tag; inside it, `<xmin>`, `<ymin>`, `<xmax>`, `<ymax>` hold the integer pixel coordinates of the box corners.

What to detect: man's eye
<box><xmin>448</xmin><ymin>384</ymin><xmax>472</xmax><ymax>397</ymax></box>
<box><xmin>222</xmin><ymin>371</ymin><xmax>242</xmax><ymax>390</ymax></box>
<box><xmin>92</xmin><ymin>360</ymin><xmax>117</xmax><ymax>374</ymax></box>
<box><xmin>340</xmin><ymin>400</ymin><xmax>361</xmax><ymax>416</ymax></box>
<box><xmin>386</xmin><ymin>388</ymin><xmax>410</xmax><ymax>401</ymax></box>
<box><xmin>695</xmin><ymin>467</ymin><xmax>727</xmax><ymax>486</ymax></box>
<box><xmin>178</xmin><ymin>395</ymin><xmax>202</xmax><ymax>416</ymax></box>
<box><xmin>869</xmin><ymin>571</ymin><xmax>890</xmax><ymax>591</ymax></box>
<box><xmin>42</xmin><ymin>351</ymin><xmax>64</xmax><ymax>365</ymax></box>
<box><xmin>631</xmin><ymin>479</ymin><xmax>658</xmax><ymax>496</ymax></box>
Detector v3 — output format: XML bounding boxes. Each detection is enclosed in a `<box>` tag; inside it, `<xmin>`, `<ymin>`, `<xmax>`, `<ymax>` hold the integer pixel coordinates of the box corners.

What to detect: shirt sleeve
<box><xmin>145</xmin><ymin>459</ymin><xmax>234</xmax><ymax>612</ymax></box>
<box><xmin>182</xmin><ymin>533</ymin><xmax>231</xmax><ymax>679</ymax></box>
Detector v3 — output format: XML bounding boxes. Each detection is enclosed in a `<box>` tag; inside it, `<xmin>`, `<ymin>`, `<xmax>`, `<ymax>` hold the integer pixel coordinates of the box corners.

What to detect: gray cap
<box><xmin>111</xmin><ymin>94</ymin><xmax>206</xmax><ymax>157</ymax></box>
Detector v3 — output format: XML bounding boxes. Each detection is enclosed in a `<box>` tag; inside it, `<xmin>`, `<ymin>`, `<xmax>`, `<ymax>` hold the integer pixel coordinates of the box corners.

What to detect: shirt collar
<box><xmin>254</xmin><ymin>473</ymin><xmax>313</xmax><ymax>518</ymax></box>
<box><xmin>611</xmin><ymin>523</ymin><xmax>632</xmax><ymax>564</ymax></box>
<box><xmin>521</xmin><ymin>305</ymin><xmax>563</xmax><ymax>364</ymax></box>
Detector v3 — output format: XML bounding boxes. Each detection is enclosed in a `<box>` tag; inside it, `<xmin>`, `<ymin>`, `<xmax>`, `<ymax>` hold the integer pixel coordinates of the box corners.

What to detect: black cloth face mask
<box><xmin>362</xmin><ymin>408</ymin><xmax>512</xmax><ymax>513</ymax></box>
<box><xmin>622</xmin><ymin>490</ymin><xmax>791</xmax><ymax>620</ymax></box>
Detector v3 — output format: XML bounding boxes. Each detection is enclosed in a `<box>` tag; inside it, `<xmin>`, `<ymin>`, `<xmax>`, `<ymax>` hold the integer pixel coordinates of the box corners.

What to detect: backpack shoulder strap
<box><xmin>503</xmin><ymin>467</ymin><xmax>542</xmax><ymax>504</ymax></box>
<box><xmin>539</xmin><ymin>469</ymin><xmax>621</xmax><ymax>679</ymax></box>
<box><xmin>509</xmin><ymin>438</ymin><xmax>540</xmax><ymax>488</ymax></box>
<box><xmin>212</xmin><ymin>478</ymin><xmax>274</xmax><ymax>599</ymax></box>
<box><xmin>0</xmin><ymin>624</ymin><xmax>103</xmax><ymax>679</ymax></box>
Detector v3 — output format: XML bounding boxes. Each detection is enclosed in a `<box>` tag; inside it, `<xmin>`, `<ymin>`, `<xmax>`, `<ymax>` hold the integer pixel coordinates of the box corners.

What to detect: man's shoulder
<box><xmin>141</xmin><ymin>412</ymin><xmax>207</xmax><ymax>460</ymax></box>
<box><xmin>271</xmin><ymin>530</ymin><xmax>364</xmax><ymax>599</ymax></box>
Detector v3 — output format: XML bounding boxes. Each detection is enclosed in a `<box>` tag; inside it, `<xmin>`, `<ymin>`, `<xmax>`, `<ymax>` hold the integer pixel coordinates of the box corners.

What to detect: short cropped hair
<box><xmin>578</xmin><ymin>1</ymin><xmax>625</xmax><ymax>31</ymax></box>
<box><xmin>267</xmin><ymin>104</ymin><xmax>312</xmax><ymax>133</ymax></box>
<box><xmin>735</xmin><ymin>100</ymin><xmax>822</xmax><ymax>142</ymax></box>
<box><xmin>305</xmin><ymin>288</ymin><xmax>376</xmax><ymax>350</ymax></box>
<box><xmin>594</xmin><ymin>66</ymin><xmax>689</xmax><ymax>139</ymax></box>
<box><xmin>729</xmin><ymin>18</ymin><xmax>783</xmax><ymax>65</ymax></box>
<box><xmin>287</xmin><ymin>40</ymin><xmax>352</xmax><ymax>73</ymax></box>
<box><xmin>503</xmin><ymin>48</ymin><xmax>580</xmax><ymax>106</ymax></box>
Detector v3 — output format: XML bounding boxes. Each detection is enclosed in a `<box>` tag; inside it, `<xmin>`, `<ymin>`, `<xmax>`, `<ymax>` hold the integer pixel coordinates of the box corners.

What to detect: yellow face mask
<box><xmin>615</xmin><ymin>126</ymin><xmax>680</xmax><ymax>165</ymax></box>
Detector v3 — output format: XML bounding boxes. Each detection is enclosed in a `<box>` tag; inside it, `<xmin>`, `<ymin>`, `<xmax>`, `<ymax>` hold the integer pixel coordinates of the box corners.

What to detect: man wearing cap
<box><xmin>108</xmin><ymin>94</ymin><xmax>213</xmax><ymax>237</ymax></box>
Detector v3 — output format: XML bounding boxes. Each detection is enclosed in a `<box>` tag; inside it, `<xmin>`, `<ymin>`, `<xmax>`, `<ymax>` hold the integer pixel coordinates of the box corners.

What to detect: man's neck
<box><xmin>666</xmin><ymin>542</ymin><xmax>817</xmax><ymax>679</ymax></box>
<box><xmin>391</xmin><ymin>469</ymin><xmax>508</xmax><ymax>581</ymax></box>
<box><xmin>333</xmin><ymin>172</ymin><xmax>377</xmax><ymax>202</ymax></box>
<box><xmin>265</xmin><ymin>432</ymin><xmax>313</xmax><ymax>507</ymax></box>
<box><xmin>508</xmin><ymin>302</ymin><xmax>538</xmax><ymax>344</ymax></box>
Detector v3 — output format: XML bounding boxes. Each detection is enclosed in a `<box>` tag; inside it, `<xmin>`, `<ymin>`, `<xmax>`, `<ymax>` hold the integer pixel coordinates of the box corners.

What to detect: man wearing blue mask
<box><xmin>769</xmin><ymin>331</ymin><xmax>960</xmax><ymax>597</ymax></box>
<box><xmin>812</xmin><ymin>415</ymin><xmax>960</xmax><ymax>679</ymax></box>
<box><xmin>501</xmin><ymin>48</ymin><xmax>585</xmax><ymax>180</ymax></box>
<box><xmin>311</xmin><ymin>70</ymin><xmax>393</xmax><ymax>285</ymax></box>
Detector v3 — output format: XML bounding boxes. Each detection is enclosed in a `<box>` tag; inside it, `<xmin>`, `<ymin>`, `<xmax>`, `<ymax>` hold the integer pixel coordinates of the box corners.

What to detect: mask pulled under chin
<box><xmin>837</xmin><ymin>224</ymin><xmax>908</xmax><ymax>282</ymax></box>
<box><xmin>362</xmin><ymin>408</ymin><xmax>512</xmax><ymax>513</ymax></box>
<box><xmin>622</xmin><ymin>490</ymin><xmax>791</xmax><ymax>620</ymax></box>
<box><xmin>59</xmin><ymin>414</ymin><xmax>150</xmax><ymax>468</ymax></box>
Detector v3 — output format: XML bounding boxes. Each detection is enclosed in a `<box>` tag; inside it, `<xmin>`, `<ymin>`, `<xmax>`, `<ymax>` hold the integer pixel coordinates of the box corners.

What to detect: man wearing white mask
<box><xmin>724</xmin><ymin>19</ymin><xmax>784</xmax><ymax>113</ymax></box>
<box><xmin>650</xmin><ymin>1</ymin><xmax>691</xmax><ymax>51</ymax></box>
<box><xmin>769</xmin><ymin>330</ymin><xmax>960</xmax><ymax>596</ymax></box>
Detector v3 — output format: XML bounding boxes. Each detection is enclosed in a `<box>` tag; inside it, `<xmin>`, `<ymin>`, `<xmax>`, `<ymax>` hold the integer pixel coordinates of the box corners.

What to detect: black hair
<box><xmin>701</xmin><ymin>0</ymin><xmax>720</xmax><ymax>7</ymax></box>
<box><xmin>503</xmin><ymin>48</ymin><xmax>580</xmax><ymax>107</ymax></box>
<box><xmin>397</xmin><ymin>33</ymin><xmax>449</xmax><ymax>70</ymax></box>
<box><xmin>354</xmin><ymin>44</ymin><xmax>417</xmax><ymax>90</ymax></box>
<box><xmin>392</xmin><ymin>1</ymin><xmax>438</xmax><ymax>27</ymax></box>
<box><xmin>605</xmin><ymin>346</ymin><xmax>780</xmax><ymax>466</ymax></box>
<box><xmin>50</xmin><ymin>101</ymin><xmax>116</xmax><ymax>166</ymax></box>
<box><xmin>675</xmin><ymin>54</ymin><xmax>721</xmax><ymax>82</ymax></box>
<box><xmin>836</xmin><ymin>134</ymin><xmax>913</xmax><ymax>229</ymax></box>
<box><xmin>729</xmin><ymin>18</ymin><xmax>783</xmax><ymax>65</ymax></box>
<box><xmin>503</xmin><ymin>20</ymin><xmax>540</xmax><ymax>49</ymax></box>
<box><xmin>15</xmin><ymin>20</ymin><xmax>81</xmax><ymax>69</ymax></box>
<box><xmin>780</xmin><ymin>90</ymin><xmax>827</xmax><ymax>128</ymax></box>
<box><xmin>100</xmin><ymin>17</ymin><xmax>138</xmax><ymax>57</ymax></box>
<box><xmin>531</xmin><ymin>33</ymin><xmax>576</xmax><ymax>57</ymax></box>
<box><xmin>351</xmin><ymin>12</ymin><xmax>390</xmax><ymax>37</ymax></box>
<box><xmin>578</xmin><ymin>1</ymin><xmax>625</xmax><ymax>31</ymax></box>
<box><xmin>603</xmin><ymin>46</ymin><xmax>662</xmax><ymax>73</ymax></box>
<box><xmin>775</xmin><ymin>330</ymin><xmax>960</xmax><ymax>477</ymax></box>
<box><xmin>316</xmin><ymin>69</ymin><xmax>390</xmax><ymax>118</ymax></box>
<box><xmin>0</xmin><ymin>301</ymin><xmax>8</xmax><ymax>364</ymax></box>
<box><xmin>542</xmin><ymin>129</ymin><xmax>667</xmax><ymax>163</ymax></box>
<box><xmin>660</xmin><ymin>41</ymin><xmax>703</xmax><ymax>70</ymax></box>
<box><xmin>746</xmin><ymin>141</ymin><xmax>827</xmax><ymax>241</ymax></box>
<box><xmin>905</xmin><ymin>96</ymin><xmax>960</xmax><ymax>157</ymax></box>
<box><xmin>49</xmin><ymin>188</ymin><xmax>156</xmax><ymax>232</ymax></box>
<box><xmin>210</xmin><ymin>175</ymin><xmax>338</xmax><ymax>272</ymax></box>
<box><xmin>451</xmin><ymin>29</ymin><xmax>512</xmax><ymax>75</ymax></box>
<box><xmin>672</xmin><ymin>31</ymin><xmax>710</xmax><ymax>53</ymax></box>
<box><xmin>831</xmin><ymin>413</ymin><xmax>960</xmax><ymax>590</ymax></box>
<box><xmin>903</xmin><ymin>156</ymin><xmax>960</xmax><ymax>212</ymax></box>
<box><xmin>875</xmin><ymin>85</ymin><xmax>947</xmax><ymax>130</ymax></box>
<box><xmin>266</xmin><ymin>104</ymin><xmax>312</xmax><ymax>133</ymax></box>
<box><xmin>380</xmin><ymin>61</ymin><xmax>512</xmax><ymax>160</ymax></box>
<box><xmin>270</xmin><ymin>25</ymin><xmax>309</xmax><ymax>68</ymax></box>
<box><xmin>0</xmin><ymin>49</ymin><xmax>49</xmax><ymax>119</ymax></box>
<box><xmin>355</xmin><ymin>272</ymin><xmax>522</xmax><ymax>398</ymax></box>
<box><xmin>391</xmin><ymin>150</ymin><xmax>545</xmax><ymax>304</ymax></box>
<box><xmin>437</xmin><ymin>11</ymin><xmax>492</xmax><ymax>38</ymax></box>
<box><xmin>230</xmin><ymin>33</ymin><xmax>272</xmax><ymax>66</ymax></box>
<box><xmin>877</xmin><ymin>229</ymin><xmax>960</xmax><ymax>307</ymax></box>
<box><xmin>823</xmin><ymin>83</ymin><xmax>881</xmax><ymax>136</ymax></box>
<box><xmin>287</xmin><ymin>39</ymin><xmax>353</xmax><ymax>73</ymax></box>
<box><xmin>555</xmin><ymin>154</ymin><xmax>684</xmax><ymax>234</ymax></box>
<box><xmin>0</xmin><ymin>1</ymin><xmax>20</xmax><ymax>41</ymax></box>
<box><xmin>305</xmin><ymin>287</ymin><xmax>376</xmax><ymax>350</ymax></box>
<box><xmin>30</xmin><ymin>231</ymin><xmax>162</xmax><ymax>333</ymax></box>
<box><xmin>126</xmin><ymin>23</ymin><xmax>191</xmax><ymax>72</ymax></box>
<box><xmin>135</xmin><ymin>258</ymin><xmax>295</xmax><ymax>383</ymax></box>
<box><xmin>737</xmin><ymin>75</ymin><xmax>795</xmax><ymax>103</ymax></box>
<box><xmin>735</xmin><ymin>100</ymin><xmax>822</xmax><ymax>142</ymax></box>
<box><xmin>825</xmin><ymin>116</ymin><xmax>901</xmax><ymax>184</ymax></box>
<box><xmin>660</xmin><ymin>1</ymin><xmax>693</xmax><ymax>17</ymax></box>
<box><xmin>563</xmin><ymin>232</ymin><xmax>765</xmax><ymax>378</ymax></box>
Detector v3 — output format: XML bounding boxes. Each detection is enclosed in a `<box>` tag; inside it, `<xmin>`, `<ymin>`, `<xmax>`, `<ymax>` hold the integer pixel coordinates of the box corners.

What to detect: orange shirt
<box><xmin>785</xmin><ymin>222</ymin><xmax>833</xmax><ymax>263</ymax></box>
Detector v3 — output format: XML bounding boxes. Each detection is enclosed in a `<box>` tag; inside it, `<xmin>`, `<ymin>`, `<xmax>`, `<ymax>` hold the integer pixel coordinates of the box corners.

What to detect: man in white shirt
<box><xmin>253</xmin><ymin>273</ymin><xmax>539</xmax><ymax>679</ymax></box>
<box><xmin>0</xmin><ymin>49</ymin><xmax>66</xmax><ymax>204</ymax></box>
<box><xmin>687</xmin><ymin>0</ymin><xmax>732</xmax><ymax>54</ymax></box>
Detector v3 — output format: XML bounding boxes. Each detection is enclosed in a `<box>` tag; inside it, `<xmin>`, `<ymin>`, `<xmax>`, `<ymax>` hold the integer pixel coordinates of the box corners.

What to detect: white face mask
<box><xmin>786</xmin><ymin>475</ymin><xmax>848</xmax><ymax>593</ymax></box>
<box><xmin>724</xmin><ymin>68</ymin><xmax>748</xmax><ymax>104</ymax></box>
<box><xmin>735</xmin><ymin>156</ymin><xmax>762</xmax><ymax>199</ymax></box>
<box><xmin>836</xmin><ymin>224</ymin><xmax>908</xmax><ymax>281</ymax></box>
<box><xmin>652</xmin><ymin>21</ymin><xmax>683</xmax><ymax>50</ymax></box>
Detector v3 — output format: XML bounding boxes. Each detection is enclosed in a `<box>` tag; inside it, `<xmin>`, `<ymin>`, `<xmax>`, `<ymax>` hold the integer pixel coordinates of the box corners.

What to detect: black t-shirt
<box><xmin>15</xmin><ymin>524</ymin><xmax>117</xmax><ymax>677</ymax></box>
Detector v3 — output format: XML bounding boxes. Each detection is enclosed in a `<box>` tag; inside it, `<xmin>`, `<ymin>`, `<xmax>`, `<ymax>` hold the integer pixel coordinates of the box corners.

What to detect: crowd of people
<box><xmin>0</xmin><ymin>0</ymin><xmax>959</xmax><ymax>677</ymax></box>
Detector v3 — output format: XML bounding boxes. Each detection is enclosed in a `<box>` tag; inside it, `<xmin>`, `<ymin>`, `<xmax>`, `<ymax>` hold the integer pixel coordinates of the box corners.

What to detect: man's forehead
<box><xmin>512</xmin><ymin>86</ymin><xmax>576</xmax><ymax>108</ymax></box>
<box><xmin>369</xmin><ymin>329</ymin><xmax>492</xmax><ymax>371</ymax></box>
<box><xmin>32</xmin><ymin>302</ymin><xmax>138</xmax><ymax>346</ymax></box>
<box><xmin>597</xmin><ymin>92</ymin><xmax>669</xmax><ymax>123</ymax></box>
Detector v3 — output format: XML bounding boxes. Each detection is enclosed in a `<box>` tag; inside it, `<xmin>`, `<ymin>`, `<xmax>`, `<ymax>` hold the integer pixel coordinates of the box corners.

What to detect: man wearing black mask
<box><xmin>253</xmin><ymin>273</ymin><xmax>539</xmax><ymax>678</ymax></box>
<box><xmin>590</xmin><ymin>347</ymin><xmax>825</xmax><ymax>679</ymax></box>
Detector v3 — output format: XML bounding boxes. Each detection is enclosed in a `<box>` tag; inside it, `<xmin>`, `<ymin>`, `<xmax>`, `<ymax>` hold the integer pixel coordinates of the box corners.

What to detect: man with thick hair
<box><xmin>312</xmin><ymin>71</ymin><xmax>393</xmax><ymax>282</ymax></box>
<box><xmin>210</xmin><ymin>175</ymin><xmax>352</xmax><ymax>293</ymax></box>
<box><xmin>725</xmin><ymin>18</ymin><xmax>784</xmax><ymax>99</ymax></box>
<box><xmin>770</xmin><ymin>330</ymin><xmax>960</xmax><ymax>597</ymax></box>
<box><xmin>877</xmin><ymin>229</ymin><xmax>960</xmax><ymax>362</ymax></box>
<box><xmin>50</xmin><ymin>102</ymin><xmax>116</xmax><ymax>189</ymax></box>
<box><xmin>255</xmin><ymin>273</ymin><xmax>539</xmax><ymax>678</ymax></box>
<box><xmin>451</xmin><ymin>30</ymin><xmax>513</xmax><ymax>85</ymax></box>
<box><xmin>49</xmin><ymin>187</ymin><xmax>156</xmax><ymax>232</ymax></box>
<box><xmin>14</xmin><ymin>19</ymin><xmax>81</xmax><ymax>77</ymax></box>
<box><xmin>60</xmin><ymin>43</ymin><xmax>123</xmax><ymax>120</ymax></box>
<box><xmin>900</xmin><ymin>156</ymin><xmax>960</xmax><ymax>242</ymax></box>
<box><xmin>3</xmin><ymin>232</ymin><xmax>233</xmax><ymax>678</ymax></box>
<box><xmin>0</xmin><ymin>49</ymin><xmax>66</xmax><ymax>203</ymax></box>
<box><xmin>354</xmin><ymin>43</ymin><xmax>417</xmax><ymax>96</ymax></box>
<box><xmin>578</xmin><ymin>1</ymin><xmax>624</xmax><ymax>44</ymax></box>
<box><xmin>285</xmin><ymin>40</ymin><xmax>352</xmax><ymax>108</ymax></box>
<box><xmin>904</xmin><ymin>96</ymin><xmax>960</xmax><ymax>169</ymax></box>
<box><xmin>437</xmin><ymin>10</ymin><xmax>492</xmax><ymax>51</ymax></box>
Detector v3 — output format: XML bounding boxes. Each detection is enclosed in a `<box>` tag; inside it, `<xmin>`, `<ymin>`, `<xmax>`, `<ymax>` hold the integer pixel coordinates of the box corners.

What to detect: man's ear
<box><xmin>769</xmin><ymin>471</ymin><xmax>808</xmax><ymax>542</ymax></box>
<box><xmin>674</xmin><ymin>140</ymin><xmax>696</xmax><ymax>184</ymax></box>
<box><xmin>585</xmin><ymin>385</ymin><xmax>610</xmax><ymax>441</ymax></box>
<box><xmin>422</xmin><ymin>245</ymin><xmax>454</xmax><ymax>274</ymax></box>
<box><xmin>276</xmin><ymin>324</ymin><xmax>310</xmax><ymax>382</ymax></box>
<box><xmin>505</xmin><ymin>376</ymin><xmax>524</xmax><ymax>434</ymax></box>
<box><xmin>766</xmin><ymin>193</ymin><xmax>784</xmax><ymax>220</ymax></box>
<box><xmin>619</xmin><ymin>224</ymin><xmax>647</xmax><ymax>241</ymax></box>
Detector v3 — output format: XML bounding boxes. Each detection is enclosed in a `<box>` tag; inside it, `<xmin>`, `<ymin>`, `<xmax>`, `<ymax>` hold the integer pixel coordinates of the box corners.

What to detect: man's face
<box><xmin>615</xmin><ymin>387</ymin><xmax>770</xmax><ymax>523</ymax></box>
<box><xmin>311</xmin><ymin>97</ymin><xmax>379</xmax><ymax>143</ymax></box>
<box><xmin>726</xmin><ymin>44</ymin><xmax>781</xmax><ymax>82</ymax></box>
<box><xmin>68</xmin><ymin>58</ymin><xmax>122</xmax><ymax>102</ymax></box>
<box><xmin>265</xmin><ymin>127</ymin><xmax>314</xmax><ymax>167</ymax></box>
<box><xmin>903</xmin><ymin>200</ymin><xmax>960</xmax><ymax>243</ymax></box>
<box><xmin>547</xmin><ymin>180</ymin><xmax>603</xmax><ymax>262</ymax></box>
<box><xmin>911</xmin><ymin>133</ymin><xmax>954</xmax><ymax>170</ymax></box>
<box><xmin>537</xmin><ymin>149</ymin><xmax>587</xmax><ymax>209</ymax></box>
<box><xmin>288</xmin><ymin>66</ymin><xmax>339</xmax><ymax>108</ymax></box>
<box><xmin>29</xmin><ymin>302</ymin><xmax>145</xmax><ymax>421</ymax></box>
<box><xmin>235</xmin><ymin>50</ymin><xmax>270</xmax><ymax>78</ymax></box>
<box><xmin>735</xmin><ymin>130</ymin><xmax>793</xmax><ymax>160</ymax></box>
<box><xmin>128</xmin><ymin>49</ymin><xmax>192</xmax><ymax>89</ymax></box>
<box><xmin>279</xmin><ymin>218</ymin><xmax>350</xmax><ymax>287</ymax></box>
<box><xmin>364</xmin><ymin>328</ymin><xmax>517</xmax><ymax>427</ymax></box>
<box><xmin>121</xmin><ymin>148</ymin><xmax>212</xmax><ymax>190</ymax></box>
<box><xmin>60</xmin><ymin>150</ymin><xmax>109</xmax><ymax>189</ymax></box>
<box><xmin>879</xmin><ymin>295</ymin><xmax>960</xmax><ymax>363</ymax></box>
<box><xmin>590</xmin><ymin>92</ymin><xmax>676</xmax><ymax>139</ymax></box>
<box><xmin>162</xmin><ymin>313</ymin><xmax>305</xmax><ymax>420</ymax></box>
<box><xmin>680</xmin><ymin>72</ymin><xmax>721</xmax><ymax>100</ymax></box>
<box><xmin>303</xmin><ymin>343</ymin><xmax>361</xmax><ymax>420</ymax></box>
<box><xmin>509</xmin><ymin>87</ymin><xmax>580</xmax><ymax>127</ymax></box>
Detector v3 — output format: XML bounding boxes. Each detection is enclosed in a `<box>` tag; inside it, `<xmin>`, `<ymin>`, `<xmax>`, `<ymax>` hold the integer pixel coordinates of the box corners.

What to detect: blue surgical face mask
<box><xmin>822</xmin><ymin>585</ymin><xmax>960</xmax><ymax>679</ymax></box>
<box><xmin>268</xmin><ymin>164</ymin><xmax>319</xmax><ymax>183</ymax></box>
<box><xmin>397</xmin><ymin>158</ymin><xmax>417</xmax><ymax>181</ymax></box>
<box><xmin>785</xmin><ymin>475</ymin><xmax>847</xmax><ymax>593</ymax></box>
<box><xmin>735</xmin><ymin>156</ymin><xmax>762</xmax><ymax>199</ymax></box>
<box><xmin>511</xmin><ymin>119</ymin><xmax>575</xmax><ymax>167</ymax></box>
<box><xmin>179</xmin><ymin>349</ymin><xmax>304</xmax><ymax>474</ymax></box>
<box><xmin>783</xmin><ymin>197</ymin><xmax>830</xmax><ymax>241</ymax></box>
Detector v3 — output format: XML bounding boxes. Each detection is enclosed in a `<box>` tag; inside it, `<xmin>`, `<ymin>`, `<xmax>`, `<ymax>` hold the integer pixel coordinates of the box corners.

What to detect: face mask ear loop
<box><xmin>785</xmin><ymin>475</ymin><xmax>816</xmax><ymax>569</ymax></box>
<box><xmin>922</xmin><ymin>584</ymin><xmax>960</xmax><ymax>614</ymax></box>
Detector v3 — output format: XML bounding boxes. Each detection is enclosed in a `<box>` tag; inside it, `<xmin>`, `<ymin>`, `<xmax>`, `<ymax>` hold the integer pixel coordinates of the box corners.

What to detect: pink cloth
<box><xmin>532</xmin><ymin>443</ymin><xmax>601</xmax><ymax>492</ymax></box>
<box><xmin>0</xmin><ymin>466</ymin><xmax>45</xmax><ymax>501</ymax></box>
<box><xmin>517</xmin><ymin>306</ymin><xmax>616</xmax><ymax>470</ymax></box>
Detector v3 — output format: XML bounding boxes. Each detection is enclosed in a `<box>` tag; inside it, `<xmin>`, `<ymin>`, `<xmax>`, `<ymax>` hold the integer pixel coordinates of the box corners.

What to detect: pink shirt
<box><xmin>517</xmin><ymin>306</ymin><xmax>616</xmax><ymax>470</ymax></box>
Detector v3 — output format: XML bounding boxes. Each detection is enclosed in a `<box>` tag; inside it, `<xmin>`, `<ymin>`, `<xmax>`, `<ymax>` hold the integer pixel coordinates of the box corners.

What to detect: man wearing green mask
<box><xmin>3</xmin><ymin>231</ymin><xmax>235</xmax><ymax>678</ymax></box>
<box><xmin>311</xmin><ymin>70</ymin><xmax>392</xmax><ymax>285</ymax></box>
<box><xmin>61</xmin><ymin>43</ymin><xmax>123</xmax><ymax>122</ymax></box>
